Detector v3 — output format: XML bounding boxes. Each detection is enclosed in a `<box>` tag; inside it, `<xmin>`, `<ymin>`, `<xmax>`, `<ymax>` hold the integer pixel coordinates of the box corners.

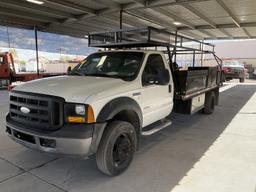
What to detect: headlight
<box><xmin>75</xmin><ymin>105</ymin><xmax>86</xmax><ymax>115</ymax></box>
<box><xmin>64</xmin><ymin>103</ymin><xmax>95</xmax><ymax>123</ymax></box>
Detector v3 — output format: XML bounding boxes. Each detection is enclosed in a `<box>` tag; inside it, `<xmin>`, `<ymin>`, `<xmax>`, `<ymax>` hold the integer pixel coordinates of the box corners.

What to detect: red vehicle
<box><xmin>0</xmin><ymin>52</ymin><xmax>65</xmax><ymax>88</ymax></box>
<box><xmin>222</xmin><ymin>60</ymin><xmax>245</xmax><ymax>83</ymax></box>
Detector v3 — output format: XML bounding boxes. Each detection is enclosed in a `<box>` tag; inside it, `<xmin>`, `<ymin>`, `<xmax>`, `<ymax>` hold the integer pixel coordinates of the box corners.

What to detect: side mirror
<box><xmin>143</xmin><ymin>74</ymin><xmax>157</xmax><ymax>86</ymax></box>
<box><xmin>156</xmin><ymin>68</ymin><xmax>170</xmax><ymax>85</ymax></box>
<box><xmin>142</xmin><ymin>68</ymin><xmax>170</xmax><ymax>86</ymax></box>
<box><xmin>67</xmin><ymin>66</ymin><xmax>72</xmax><ymax>74</ymax></box>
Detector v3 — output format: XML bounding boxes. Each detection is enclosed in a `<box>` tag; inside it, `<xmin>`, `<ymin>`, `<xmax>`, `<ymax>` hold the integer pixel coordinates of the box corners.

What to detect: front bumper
<box><xmin>6</xmin><ymin>114</ymin><xmax>105</xmax><ymax>157</ymax></box>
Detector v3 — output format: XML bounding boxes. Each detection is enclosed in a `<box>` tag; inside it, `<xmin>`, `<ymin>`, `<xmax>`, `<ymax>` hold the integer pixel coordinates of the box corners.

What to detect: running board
<box><xmin>142</xmin><ymin>119</ymin><xmax>172</xmax><ymax>136</ymax></box>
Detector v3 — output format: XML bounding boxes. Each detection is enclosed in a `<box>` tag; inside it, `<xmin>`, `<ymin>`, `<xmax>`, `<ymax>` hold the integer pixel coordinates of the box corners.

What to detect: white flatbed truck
<box><xmin>6</xmin><ymin>27</ymin><xmax>223</xmax><ymax>176</ymax></box>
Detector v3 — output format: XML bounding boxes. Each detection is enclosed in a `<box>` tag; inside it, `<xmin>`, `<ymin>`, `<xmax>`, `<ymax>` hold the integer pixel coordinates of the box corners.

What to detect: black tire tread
<box><xmin>96</xmin><ymin>121</ymin><xmax>136</xmax><ymax>176</ymax></box>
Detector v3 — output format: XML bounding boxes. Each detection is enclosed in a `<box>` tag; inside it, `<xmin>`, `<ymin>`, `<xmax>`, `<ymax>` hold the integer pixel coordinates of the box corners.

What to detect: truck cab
<box><xmin>6</xmin><ymin>50</ymin><xmax>174</xmax><ymax>175</ymax></box>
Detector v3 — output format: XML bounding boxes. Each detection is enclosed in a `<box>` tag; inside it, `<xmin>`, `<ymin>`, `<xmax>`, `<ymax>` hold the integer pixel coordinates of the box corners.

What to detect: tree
<box><xmin>18</xmin><ymin>60</ymin><xmax>26</xmax><ymax>72</ymax></box>
<box><xmin>9</xmin><ymin>48</ymin><xmax>18</xmax><ymax>59</ymax></box>
<box><xmin>60</xmin><ymin>55</ymin><xmax>71</xmax><ymax>62</ymax></box>
<box><xmin>19</xmin><ymin>60</ymin><xmax>26</xmax><ymax>66</ymax></box>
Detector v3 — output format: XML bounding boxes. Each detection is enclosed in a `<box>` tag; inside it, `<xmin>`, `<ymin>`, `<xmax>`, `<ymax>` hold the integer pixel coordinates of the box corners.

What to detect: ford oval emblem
<box><xmin>20</xmin><ymin>107</ymin><xmax>30</xmax><ymax>114</ymax></box>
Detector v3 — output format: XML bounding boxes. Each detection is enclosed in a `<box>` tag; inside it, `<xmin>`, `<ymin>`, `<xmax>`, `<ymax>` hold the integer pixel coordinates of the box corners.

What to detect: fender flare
<box><xmin>89</xmin><ymin>97</ymin><xmax>142</xmax><ymax>155</ymax></box>
<box><xmin>96</xmin><ymin>97</ymin><xmax>142</xmax><ymax>125</ymax></box>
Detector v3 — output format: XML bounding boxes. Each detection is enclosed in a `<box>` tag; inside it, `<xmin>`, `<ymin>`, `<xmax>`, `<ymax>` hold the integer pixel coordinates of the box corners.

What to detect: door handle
<box><xmin>168</xmin><ymin>84</ymin><xmax>172</xmax><ymax>93</ymax></box>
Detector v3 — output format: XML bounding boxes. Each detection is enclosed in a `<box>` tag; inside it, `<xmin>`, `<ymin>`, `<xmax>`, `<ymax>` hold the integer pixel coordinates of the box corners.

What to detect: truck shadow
<box><xmin>1</xmin><ymin>85</ymin><xmax>255</xmax><ymax>192</ymax></box>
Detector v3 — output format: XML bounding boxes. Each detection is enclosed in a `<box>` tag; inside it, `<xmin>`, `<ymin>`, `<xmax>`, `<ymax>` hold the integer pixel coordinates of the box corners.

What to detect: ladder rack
<box><xmin>88</xmin><ymin>27</ymin><xmax>215</xmax><ymax>54</ymax></box>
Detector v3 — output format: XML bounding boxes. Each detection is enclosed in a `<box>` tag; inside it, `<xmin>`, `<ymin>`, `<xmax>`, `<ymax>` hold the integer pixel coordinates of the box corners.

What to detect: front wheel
<box><xmin>96</xmin><ymin>121</ymin><xmax>137</xmax><ymax>176</ymax></box>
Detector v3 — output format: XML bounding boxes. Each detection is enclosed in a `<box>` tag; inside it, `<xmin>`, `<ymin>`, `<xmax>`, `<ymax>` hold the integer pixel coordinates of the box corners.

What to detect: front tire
<box><xmin>96</xmin><ymin>121</ymin><xmax>137</xmax><ymax>176</ymax></box>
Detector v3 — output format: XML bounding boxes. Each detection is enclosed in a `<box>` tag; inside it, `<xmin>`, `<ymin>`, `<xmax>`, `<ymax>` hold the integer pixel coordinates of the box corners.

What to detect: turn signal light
<box><xmin>67</xmin><ymin>116</ymin><xmax>86</xmax><ymax>123</ymax></box>
<box><xmin>87</xmin><ymin>105</ymin><xmax>95</xmax><ymax>123</ymax></box>
<box><xmin>65</xmin><ymin>103</ymin><xmax>95</xmax><ymax>123</ymax></box>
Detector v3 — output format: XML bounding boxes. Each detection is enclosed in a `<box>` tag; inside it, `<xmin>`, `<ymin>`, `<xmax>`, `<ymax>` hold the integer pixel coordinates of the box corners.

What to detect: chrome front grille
<box><xmin>9</xmin><ymin>91</ymin><xmax>64</xmax><ymax>131</ymax></box>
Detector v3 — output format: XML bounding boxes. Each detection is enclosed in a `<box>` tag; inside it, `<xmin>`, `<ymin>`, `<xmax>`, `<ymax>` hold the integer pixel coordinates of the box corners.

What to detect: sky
<box><xmin>0</xmin><ymin>26</ymin><xmax>96</xmax><ymax>55</ymax></box>
<box><xmin>0</xmin><ymin>47</ymin><xmax>85</xmax><ymax>62</ymax></box>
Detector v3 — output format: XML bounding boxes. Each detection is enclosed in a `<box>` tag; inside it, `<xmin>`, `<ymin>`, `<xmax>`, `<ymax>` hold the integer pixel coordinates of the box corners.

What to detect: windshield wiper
<box><xmin>84</xmin><ymin>73</ymin><xmax>125</xmax><ymax>80</ymax></box>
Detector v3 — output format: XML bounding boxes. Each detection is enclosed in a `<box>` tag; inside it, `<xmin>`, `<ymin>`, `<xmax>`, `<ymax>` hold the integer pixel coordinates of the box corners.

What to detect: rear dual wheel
<box><xmin>239</xmin><ymin>78</ymin><xmax>245</xmax><ymax>83</ymax></box>
<box><xmin>203</xmin><ymin>92</ymin><xmax>215</xmax><ymax>114</ymax></box>
<box><xmin>96</xmin><ymin>121</ymin><xmax>137</xmax><ymax>176</ymax></box>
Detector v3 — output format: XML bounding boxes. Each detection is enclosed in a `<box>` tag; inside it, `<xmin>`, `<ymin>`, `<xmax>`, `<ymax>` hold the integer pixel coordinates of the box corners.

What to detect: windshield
<box><xmin>223</xmin><ymin>61</ymin><xmax>244</xmax><ymax>67</ymax></box>
<box><xmin>70</xmin><ymin>52</ymin><xmax>144</xmax><ymax>80</ymax></box>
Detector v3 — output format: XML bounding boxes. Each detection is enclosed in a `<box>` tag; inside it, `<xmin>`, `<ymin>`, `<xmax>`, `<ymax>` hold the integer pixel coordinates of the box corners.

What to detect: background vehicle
<box><xmin>6</xmin><ymin>27</ymin><xmax>223</xmax><ymax>176</ymax></box>
<box><xmin>222</xmin><ymin>60</ymin><xmax>245</xmax><ymax>83</ymax></box>
<box><xmin>0</xmin><ymin>52</ymin><xmax>66</xmax><ymax>88</ymax></box>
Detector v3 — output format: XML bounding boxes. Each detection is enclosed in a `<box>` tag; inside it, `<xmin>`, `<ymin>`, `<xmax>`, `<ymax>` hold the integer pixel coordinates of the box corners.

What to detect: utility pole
<box><xmin>6</xmin><ymin>26</ymin><xmax>11</xmax><ymax>48</ymax></box>
<box><xmin>34</xmin><ymin>26</ymin><xmax>39</xmax><ymax>77</ymax></box>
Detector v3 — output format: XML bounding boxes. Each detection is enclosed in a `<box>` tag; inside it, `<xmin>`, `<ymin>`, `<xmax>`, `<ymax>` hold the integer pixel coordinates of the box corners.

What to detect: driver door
<box><xmin>141</xmin><ymin>54</ymin><xmax>173</xmax><ymax>127</ymax></box>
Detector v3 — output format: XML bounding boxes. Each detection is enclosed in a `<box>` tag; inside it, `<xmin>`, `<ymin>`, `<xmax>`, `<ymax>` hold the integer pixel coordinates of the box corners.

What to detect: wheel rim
<box><xmin>112</xmin><ymin>134</ymin><xmax>133</xmax><ymax>167</ymax></box>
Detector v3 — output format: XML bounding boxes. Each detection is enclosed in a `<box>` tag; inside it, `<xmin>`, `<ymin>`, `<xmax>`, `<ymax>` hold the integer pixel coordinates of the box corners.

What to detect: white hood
<box><xmin>13</xmin><ymin>75</ymin><xmax>128</xmax><ymax>103</ymax></box>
